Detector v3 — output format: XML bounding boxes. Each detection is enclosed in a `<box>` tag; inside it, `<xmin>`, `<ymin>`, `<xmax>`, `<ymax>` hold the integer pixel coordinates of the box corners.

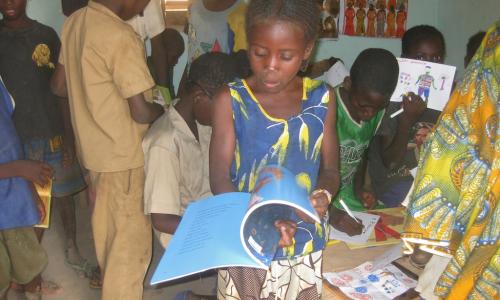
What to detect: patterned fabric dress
<box><xmin>402</xmin><ymin>22</ymin><xmax>499</xmax><ymax>299</ymax></box>
<box><xmin>218</xmin><ymin>78</ymin><xmax>330</xmax><ymax>300</ymax></box>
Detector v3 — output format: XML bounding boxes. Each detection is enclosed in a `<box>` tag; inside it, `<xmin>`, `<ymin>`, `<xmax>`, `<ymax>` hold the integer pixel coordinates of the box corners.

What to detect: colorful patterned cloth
<box><xmin>402</xmin><ymin>22</ymin><xmax>499</xmax><ymax>299</ymax></box>
<box><xmin>230</xmin><ymin>77</ymin><xmax>330</xmax><ymax>259</ymax></box>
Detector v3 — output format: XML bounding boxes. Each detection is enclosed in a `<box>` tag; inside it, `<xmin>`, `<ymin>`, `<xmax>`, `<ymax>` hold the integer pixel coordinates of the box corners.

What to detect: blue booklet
<box><xmin>151</xmin><ymin>165</ymin><xmax>320</xmax><ymax>285</ymax></box>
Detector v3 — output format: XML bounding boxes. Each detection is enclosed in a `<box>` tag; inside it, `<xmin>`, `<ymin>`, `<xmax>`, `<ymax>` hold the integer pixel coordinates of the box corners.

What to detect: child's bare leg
<box><xmin>57</xmin><ymin>196</ymin><xmax>86</xmax><ymax>269</ymax></box>
<box><xmin>34</xmin><ymin>227</ymin><xmax>44</xmax><ymax>242</ymax></box>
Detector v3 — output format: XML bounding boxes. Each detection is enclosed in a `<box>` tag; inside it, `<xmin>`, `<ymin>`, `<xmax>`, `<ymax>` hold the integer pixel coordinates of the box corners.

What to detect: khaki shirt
<box><xmin>143</xmin><ymin>104</ymin><xmax>211</xmax><ymax>247</ymax></box>
<box><xmin>143</xmin><ymin>103</ymin><xmax>212</xmax><ymax>215</ymax></box>
<box><xmin>60</xmin><ymin>1</ymin><xmax>155</xmax><ymax>172</ymax></box>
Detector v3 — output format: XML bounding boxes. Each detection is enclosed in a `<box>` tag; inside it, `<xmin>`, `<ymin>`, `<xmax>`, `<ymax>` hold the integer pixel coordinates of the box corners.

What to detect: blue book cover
<box><xmin>151</xmin><ymin>165</ymin><xmax>320</xmax><ymax>285</ymax></box>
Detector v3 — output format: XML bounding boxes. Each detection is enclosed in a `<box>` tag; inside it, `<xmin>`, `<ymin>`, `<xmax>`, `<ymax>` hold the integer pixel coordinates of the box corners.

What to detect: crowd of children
<box><xmin>0</xmin><ymin>0</ymin><xmax>497</xmax><ymax>300</ymax></box>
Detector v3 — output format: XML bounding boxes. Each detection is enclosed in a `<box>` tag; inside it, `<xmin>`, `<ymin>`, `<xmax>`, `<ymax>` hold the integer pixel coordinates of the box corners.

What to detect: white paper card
<box><xmin>391</xmin><ymin>58</ymin><xmax>456</xmax><ymax>112</ymax></box>
<box><xmin>329</xmin><ymin>211</ymin><xmax>380</xmax><ymax>244</ymax></box>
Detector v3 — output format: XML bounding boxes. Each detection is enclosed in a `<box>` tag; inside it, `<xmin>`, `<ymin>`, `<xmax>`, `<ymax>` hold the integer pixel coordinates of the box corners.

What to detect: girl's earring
<box><xmin>300</xmin><ymin>59</ymin><xmax>309</xmax><ymax>73</ymax></box>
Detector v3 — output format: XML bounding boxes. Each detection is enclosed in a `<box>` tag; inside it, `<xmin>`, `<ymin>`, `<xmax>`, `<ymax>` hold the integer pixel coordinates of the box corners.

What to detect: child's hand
<box><xmin>310</xmin><ymin>190</ymin><xmax>330</xmax><ymax>219</ymax></box>
<box><xmin>329</xmin><ymin>206</ymin><xmax>364</xmax><ymax>236</ymax></box>
<box><xmin>274</xmin><ymin>220</ymin><xmax>297</xmax><ymax>247</ymax></box>
<box><xmin>16</xmin><ymin>160</ymin><xmax>53</xmax><ymax>186</ymax></box>
<box><xmin>295</xmin><ymin>190</ymin><xmax>331</xmax><ymax>223</ymax></box>
<box><xmin>356</xmin><ymin>189</ymin><xmax>377</xmax><ymax>209</ymax></box>
<box><xmin>400</xmin><ymin>92</ymin><xmax>426</xmax><ymax>126</ymax></box>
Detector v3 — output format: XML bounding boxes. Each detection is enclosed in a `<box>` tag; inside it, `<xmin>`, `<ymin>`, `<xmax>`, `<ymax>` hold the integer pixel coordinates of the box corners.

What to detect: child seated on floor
<box><xmin>143</xmin><ymin>52</ymin><xmax>239</xmax><ymax>249</ymax></box>
<box><xmin>329</xmin><ymin>48</ymin><xmax>399</xmax><ymax>225</ymax></box>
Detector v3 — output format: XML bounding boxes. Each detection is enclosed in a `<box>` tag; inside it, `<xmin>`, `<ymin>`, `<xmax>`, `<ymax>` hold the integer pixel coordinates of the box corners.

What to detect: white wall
<box><xmin>27</xmin><ymin>0</ymin><xmax>65</xmax><ymax>34</ymax></box>
<box><xmin>436</xmin><ymin>0</ymin><xmax>498</xmax><ymax>77</ymax></box>
<box><xmin>21</xmin><ymin>0</ymin><xmax>500</xmax><ymax>87</ymax></box>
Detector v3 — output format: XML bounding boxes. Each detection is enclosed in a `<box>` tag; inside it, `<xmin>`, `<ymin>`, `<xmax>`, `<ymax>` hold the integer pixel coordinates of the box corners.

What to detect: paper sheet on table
<box><xmin>329</xmin><ymin>211</ymin><xmax>379</xmax><ymax>244</ymax></box>
<box><xmin>323</xmin><ymin>245</ymin><xmax>415</xmax><ymax>300</ymax></box>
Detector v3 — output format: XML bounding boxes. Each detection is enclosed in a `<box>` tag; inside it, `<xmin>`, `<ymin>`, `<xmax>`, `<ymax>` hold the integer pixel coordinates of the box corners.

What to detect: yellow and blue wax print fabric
<box><xmin>402</xmin><ymin>22</ymin><xmax>499</xmax><ymax>300</ymax></box>
<box><xmin>229</xmin><ymin>77</ymin><xmax>330</xmax><ymax>260</ymax></box>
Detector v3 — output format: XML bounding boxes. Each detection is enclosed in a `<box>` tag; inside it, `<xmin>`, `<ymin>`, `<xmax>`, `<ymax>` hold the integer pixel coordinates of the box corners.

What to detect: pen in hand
<box><xmin>339</xmin><ymin>199</ymin><xmax>362</xmax><ymax>224</ymax></box>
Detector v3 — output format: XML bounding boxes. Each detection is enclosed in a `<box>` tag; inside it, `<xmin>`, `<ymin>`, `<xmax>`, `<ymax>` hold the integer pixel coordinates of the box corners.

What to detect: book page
<box><xmin>151</xmin><ymin>192</ymin><xmax>262</xmax><ymax>285</ymax></box>
<box><xmin>240</xmin><ymin>165</ymin><xmax>320</xmax><ymax>265</ymax></box>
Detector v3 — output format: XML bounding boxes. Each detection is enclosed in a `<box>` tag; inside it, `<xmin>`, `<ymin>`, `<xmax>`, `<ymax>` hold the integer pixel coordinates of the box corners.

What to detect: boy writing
<box><xmin>51</xmin><ymin>0</ymin><xmax>164</xmax><ymax>299</ymax></box>
<box><xmin>143</xmin><ymin>52</ymin><xmax>238</xmax><ymax>248</ymax></box>
<box><xmin>329</xmin><ymin>48</ymin><xmax>399</xmax><ymax>231</ymax></box>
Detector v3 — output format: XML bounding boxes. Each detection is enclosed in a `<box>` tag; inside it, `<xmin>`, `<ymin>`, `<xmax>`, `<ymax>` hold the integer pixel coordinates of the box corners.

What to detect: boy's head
<box><xmin>162</xmin><ymin>28</ymin><xmax>184</xmax><ymax>67</ymax></box>
<box><xmin>345</xmin><ymin>48</ymin><xmax>399</xmax><ymax>122</ymax></box>
<box><xmin>402</xmin><ymin>25</ymin><xmax>445</xmax><ymax>63</ymax></box>
<box><xmin>464</xmin><ymin>31</ymin><xmax>486</xmax><ymax>68</ymax></box>
<box><xmin>97</xmin><ymin>0</ymin><xmax>150</xmax><ymax>20</ymax></box>
<box><xmin>0</xmin><ymin>0</ymin><xmax>27</xmax><ymax>22</ymax></box>
<box><xmin>187</xmin><ymin>52</ymin><xmax>238</xmax><ymax>126</ymax></box>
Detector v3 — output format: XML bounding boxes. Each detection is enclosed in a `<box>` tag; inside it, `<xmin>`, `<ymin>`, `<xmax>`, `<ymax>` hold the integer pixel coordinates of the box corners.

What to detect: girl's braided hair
<box><xmin>246</xmin><ymin>0</ymin><xmax>321</xmax><ymax>45</ymax></box>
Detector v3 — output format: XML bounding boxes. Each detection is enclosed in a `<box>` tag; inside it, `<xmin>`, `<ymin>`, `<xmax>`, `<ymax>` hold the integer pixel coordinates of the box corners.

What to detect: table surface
<box><xmin>321</xmin><ymin>208</ymin><xmax>422</xmax><ymax>299</ymax></box>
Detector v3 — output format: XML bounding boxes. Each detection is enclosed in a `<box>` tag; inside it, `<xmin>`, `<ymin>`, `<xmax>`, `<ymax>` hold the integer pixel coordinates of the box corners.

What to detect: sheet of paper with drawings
<box><xmin>329</xmin><ymin>211</ymin><xmax>380</xmax><ymax>244</ymax></box>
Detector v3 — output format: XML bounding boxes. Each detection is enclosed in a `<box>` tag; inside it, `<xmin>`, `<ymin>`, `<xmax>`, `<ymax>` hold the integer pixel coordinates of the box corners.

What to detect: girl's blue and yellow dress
<box><xmin>219</xmin><ymin>77</ymin><xmax>331</xmax><ymax>300</ymax></box>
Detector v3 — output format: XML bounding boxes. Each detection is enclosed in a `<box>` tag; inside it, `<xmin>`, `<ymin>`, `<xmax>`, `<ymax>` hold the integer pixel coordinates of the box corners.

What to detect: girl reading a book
<box><xmin>210</xmin><ymin>1</ymin><xmax>351</xmax><ymax>298</ymax></box>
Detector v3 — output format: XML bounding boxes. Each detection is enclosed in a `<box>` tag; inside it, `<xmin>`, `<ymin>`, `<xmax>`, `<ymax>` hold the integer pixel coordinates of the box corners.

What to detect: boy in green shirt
<box><xmin>329</xmin><ymin>48</ymin><xmax>399</xmax><ymax>232</ymax></box>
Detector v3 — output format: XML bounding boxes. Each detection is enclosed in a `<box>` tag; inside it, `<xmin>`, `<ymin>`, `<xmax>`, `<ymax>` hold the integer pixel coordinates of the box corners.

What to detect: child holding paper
<box><xmin>368</xmin><ymin>25</ymin><xmax>446</xmax><ymax>208</ymax></box>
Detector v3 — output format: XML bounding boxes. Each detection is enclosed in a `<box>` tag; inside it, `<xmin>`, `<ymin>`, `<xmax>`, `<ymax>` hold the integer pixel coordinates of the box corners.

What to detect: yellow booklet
<box><xmin>34</xmin><ymin>179</ymin><xmax>52</xmax><ymax>228</ymax></box>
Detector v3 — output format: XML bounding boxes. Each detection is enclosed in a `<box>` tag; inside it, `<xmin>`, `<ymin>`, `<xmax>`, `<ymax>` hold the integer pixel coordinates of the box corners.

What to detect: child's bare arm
<box><xmin>150</xmin><ymin>33</ymin><xmax>169</xmax><ymax>87</ymax></box>
<box><xmin>314</xmin><ymin>87</ymin><xmax>341</xmax><ymax>215</ymax></box>
<box><xmin>381</xmin><ymin>92</ymin><xmax>426</xmax><ymax>169</ymax></box>
<box><xmin>209</xmin><ymin>87</ymin><xmax>237</xmax><ymax>194</ymax></box>
<box><xmin>127</xmin><ymin>93</ymin><xmax>164</xmax><ymax>124</ymax></box>
<box><xmin>353</xmin><ymin>154</ymin><xmax>377</xmax><ymax>209</ymax></box>
<box><xmin>51</xmin><ymin>63</ymin><xmax>68</xmax><ymax>98</ymax></box>
<box><xmin>0</xmin><ymin>160</ymin><xmax>53</xmax><ymax>186</ymax></box>
<box><xmin>151</xmin><ymin>213</ymin><xmax>182</xmax><ymax>235</ymax></box>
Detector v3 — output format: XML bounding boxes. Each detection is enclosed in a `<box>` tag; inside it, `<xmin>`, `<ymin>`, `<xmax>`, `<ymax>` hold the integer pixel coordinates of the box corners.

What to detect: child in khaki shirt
<box><xmin>51</xmin><ymin>1</ymin><xmax>163</xmax><ymax>299</ymax></box>
<box><xmin>143</xmin><ymin>52</ymin><xmax>238</xmax><ymax>249</ymax></box>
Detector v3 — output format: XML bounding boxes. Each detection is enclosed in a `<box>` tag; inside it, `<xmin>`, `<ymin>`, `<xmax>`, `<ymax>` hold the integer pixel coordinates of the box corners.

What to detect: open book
<box><xmin>151</xmin><ymin>165</ymin><xmax>320</xmax><ymax>285</ymax></box>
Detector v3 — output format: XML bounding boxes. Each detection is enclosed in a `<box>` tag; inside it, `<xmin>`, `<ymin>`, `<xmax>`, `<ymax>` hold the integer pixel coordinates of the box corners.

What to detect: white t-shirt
<box><xmin>187</xmin><ymin>0</ymin><xmax>243</xmax><ymax>64</ymax></box>
<box><xmin>127</xmin><ymin>0</ymin><xmax>166</xmax><ymax>40</ymax></box>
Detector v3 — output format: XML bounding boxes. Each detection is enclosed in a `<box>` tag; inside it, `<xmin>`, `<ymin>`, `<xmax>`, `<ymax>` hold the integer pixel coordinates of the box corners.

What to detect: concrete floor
<box><xmin>6</xmin><ymin>192</ymin><xmax>216</xmax><ymax>300</ymax></box>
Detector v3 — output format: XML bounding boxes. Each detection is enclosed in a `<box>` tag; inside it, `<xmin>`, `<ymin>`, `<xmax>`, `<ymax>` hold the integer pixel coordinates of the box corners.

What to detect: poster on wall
<box><xmin>339</xmin><ymin>0</ymin><xmax>408</xmax><ymax>38</ymax></box>
<box><xmin>318</xmin><ymin>0</ymin><xmax>341</xmax><ymax>40</ymax></box>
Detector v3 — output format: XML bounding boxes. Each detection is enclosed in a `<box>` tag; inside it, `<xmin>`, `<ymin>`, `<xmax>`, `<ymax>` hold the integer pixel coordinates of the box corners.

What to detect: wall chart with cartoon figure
<box><xmin>391</xmin><ymin>58</ymin><xmax>456</xmax><ymax>112</ymax></box>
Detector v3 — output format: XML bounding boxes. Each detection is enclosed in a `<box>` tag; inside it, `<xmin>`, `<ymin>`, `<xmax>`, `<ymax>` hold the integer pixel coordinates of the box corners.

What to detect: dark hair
<box><xmin>465</xmin><ymin>31</ymin><xmax>486</xmax><ymax>63</ymax></box>
<box><xmin>246</xmin><ymin>0</ymin><xmax>321</xmax><ymax>45</ymax></box>
<box><xmin>162</xmin><ymin>28</ymin><xmax>184</xmax><ymax>55</ymax></box>
<box><xmin>188</xmin><ymin>52</ymin><xmax>238</xmax><ymax>91</ymax></box>
<box><xmin>402</xmin><ymin>25</ymin><xmax>445</xmax><ymax>56</ymax></box>
<box><xmin>350</xmin><ymin>48</ymin><xmax>399</xmax><ymax>96</ymax></box>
